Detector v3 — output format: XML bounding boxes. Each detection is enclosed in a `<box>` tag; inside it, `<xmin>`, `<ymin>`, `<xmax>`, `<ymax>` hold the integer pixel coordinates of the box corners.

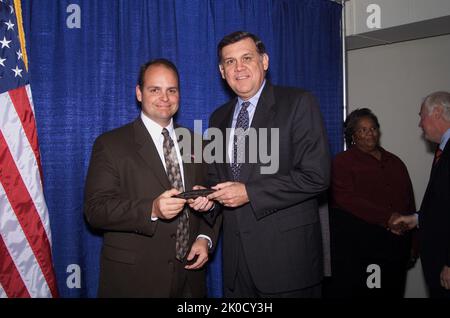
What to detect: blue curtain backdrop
<box><xmin>21</xmin><ymin>0</ymin><xmax>342</xmax><ymax>297</ymax></box>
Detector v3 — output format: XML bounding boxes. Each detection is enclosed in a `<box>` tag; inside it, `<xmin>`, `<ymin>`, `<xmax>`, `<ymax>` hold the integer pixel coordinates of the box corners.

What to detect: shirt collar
<box><xmin>237</xmin><ymin>79</ymin><xmax>266</xmax><ymax>108</ymax></box>
<box><xmin>140</xmin><ymin>111</ymin><xmax>174</xmax><ymax>141</ymax></box>
<box><xmin>440</xmin><ymin>128</ymin><xmax>450</xmax><ymax>150</ymax></box>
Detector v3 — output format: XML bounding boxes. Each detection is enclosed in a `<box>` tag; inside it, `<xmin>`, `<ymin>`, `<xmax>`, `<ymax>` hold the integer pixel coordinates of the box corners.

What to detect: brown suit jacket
<box><xmin>84</xmin><ymin>117</ymin><xmax>219</xmax><ymax>297</ymax></box>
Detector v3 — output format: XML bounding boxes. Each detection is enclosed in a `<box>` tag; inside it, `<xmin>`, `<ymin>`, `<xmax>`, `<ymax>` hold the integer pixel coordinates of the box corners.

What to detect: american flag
<box><xmin>0</xmin><ymin>0</ymin><xmax>58</xmax><ymax>297</ymax></box>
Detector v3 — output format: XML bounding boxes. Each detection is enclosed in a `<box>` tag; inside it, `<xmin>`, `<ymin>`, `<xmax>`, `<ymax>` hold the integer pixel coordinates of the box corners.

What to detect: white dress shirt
<box><xmin>228</xmin><ymin>80</ymin><xmax>266</xmax><ymax>162</ymax></box>
<box><xmin>141</xmin><ymin>113</ymin><xmax>185</xmax><ymax>186</ymax></box>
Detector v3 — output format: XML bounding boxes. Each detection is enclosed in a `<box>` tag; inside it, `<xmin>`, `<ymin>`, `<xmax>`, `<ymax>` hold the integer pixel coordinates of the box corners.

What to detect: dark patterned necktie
<box><xmin>231</xmin><ymin>101</ymin><xmax>250</xmax><ymax>181</ymax></box>
<box><xmin>161</xmin><ymin>128</ymin><xmax>189</xmax><ymax>260</ymax></box>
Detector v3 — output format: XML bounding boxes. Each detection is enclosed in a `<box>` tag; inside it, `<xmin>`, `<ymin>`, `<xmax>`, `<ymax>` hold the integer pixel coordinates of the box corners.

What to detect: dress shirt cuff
<box><xmin>196</xmin><ymin>235</ymin><xmax>212</xmax><ymax>250</ymax></box>
<box><xmin>150</xmin><ymin>216</ymin><xmax>158</xmax><ymax>222</ymax></box>
<box><xmin>414</xmin><ymin>213</ymin><xmax>419</xmax><ymax>228</ymax></box>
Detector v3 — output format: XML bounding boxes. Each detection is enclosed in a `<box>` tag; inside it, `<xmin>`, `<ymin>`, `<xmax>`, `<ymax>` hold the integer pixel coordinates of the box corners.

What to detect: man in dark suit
<box><xmin>393</xmin><ymin>91</ymin><xmax>450</xmax><ymax>298</ymax></box>
<box><xmin>84</xmin><ymin>59</ymin><xmax>219</xmax><ymax>297</ymax></box>
<box><xmin>206</xmin><ymin>31</ymin><xmax>330</xmax><ymax>297</ymax></box>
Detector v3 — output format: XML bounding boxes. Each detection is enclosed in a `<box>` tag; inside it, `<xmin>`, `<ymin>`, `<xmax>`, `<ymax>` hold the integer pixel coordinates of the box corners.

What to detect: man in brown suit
<box><xmin>84</xmin><ymin>59</ymin><xmax>219</xmax><ymax>297</ymax></box>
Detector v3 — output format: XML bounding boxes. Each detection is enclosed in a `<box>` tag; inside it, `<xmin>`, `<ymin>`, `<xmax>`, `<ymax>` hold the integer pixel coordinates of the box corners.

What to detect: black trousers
<box><xmin>170</xmin><ymin>259</ymin><xmax>196</xmax><ymax>298</ymax></box>
<box><xmin>224</xmin><ymin>237</ymin><xmax>321</xmax><ymax>298</ymax></box>
<box><xmin>324</xmin><ymin>208</ymin><xmax>411</xmax><ymax>299</ymax></box>
<box><xmin>428</xmin><ymin>286</ymin><xmax>450</xmax><ymax>299</ymax></box>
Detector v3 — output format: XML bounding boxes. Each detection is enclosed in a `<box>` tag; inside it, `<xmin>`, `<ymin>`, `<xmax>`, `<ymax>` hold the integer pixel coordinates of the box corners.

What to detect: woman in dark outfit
<box><xmin>327</xmin><ymin>108</ymin><xmax>417</xmax><ymax>298</ymax></box>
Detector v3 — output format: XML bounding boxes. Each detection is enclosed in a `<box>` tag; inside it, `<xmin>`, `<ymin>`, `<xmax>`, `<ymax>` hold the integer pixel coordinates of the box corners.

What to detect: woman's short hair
<box><xmin>344</xmin><ymin>108</ymin><xmax>380</xmax><ymax>148</ymax></box>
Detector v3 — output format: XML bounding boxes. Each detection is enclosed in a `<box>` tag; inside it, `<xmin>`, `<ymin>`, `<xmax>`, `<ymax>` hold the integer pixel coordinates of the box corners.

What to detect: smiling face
<box><xmin>136</xmin><ymin>64</ymin><xmax>179</xmax><ymax>127</ymax></box>
<box><xmin>219</xmin><ymin>37</ymin><xmax>269</xmax><ymax>101</ymax></box>
<box><xmin>353</xmin><ymin>117</ymin><xmax>380</xmax><ymax>153</ymax></box>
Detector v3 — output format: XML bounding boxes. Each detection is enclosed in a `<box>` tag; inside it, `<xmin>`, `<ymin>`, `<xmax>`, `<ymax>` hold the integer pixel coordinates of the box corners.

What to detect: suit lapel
<box><xmin>217</xmin><ymin>99</ymin><xmax>236</xmax><ymax>179</ymax></box>
<box><xmin>239</xmin><ymin>83</ymin><xmax>276</xmax><ymax>183</ymax></box>
<box><xmin>428</xmin><ymin>143</ymin><xmax>449</xmax><ymax>185</ymax></box>
<box><xmin>181</xmin><ymin>161</ymin><xmax>194</xmax><ymax>191</ymax></box>
<box><xmin>174</xmin><ymin>124</ymin><xmax>195</xmax><ymax>191</ymax></box>
<box><xmin>421</xmin><ymin>142</ymin><xmax>450</xmax><ymax>212</ymax></box>
<box><xmin>249</xmin><ymin>83</ymin><xmax>276</xmax><ymax>131</ymax></box>
<box><xmin>134</xmin><ymin>118</ymin><xmax>171</xmax><ymax>190</ymax></box>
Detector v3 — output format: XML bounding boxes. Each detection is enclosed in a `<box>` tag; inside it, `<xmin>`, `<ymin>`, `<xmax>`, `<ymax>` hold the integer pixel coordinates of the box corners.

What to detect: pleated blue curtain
<box><xmin>21</xmin><ymin>0</ymin><xmax>342</xmax><ymax>297</ymax></box>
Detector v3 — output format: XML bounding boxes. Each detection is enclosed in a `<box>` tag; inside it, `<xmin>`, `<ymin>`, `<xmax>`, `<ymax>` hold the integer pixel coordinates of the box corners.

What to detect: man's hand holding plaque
<box><xmin>181</xmin><ymin>185</ymin><xmax>215</xmax><ymax>212</ymax></box>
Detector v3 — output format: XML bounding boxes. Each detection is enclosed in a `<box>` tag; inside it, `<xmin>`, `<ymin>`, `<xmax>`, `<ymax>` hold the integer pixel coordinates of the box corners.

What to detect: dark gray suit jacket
<box><xmin>207</xmin><ymin>82</ymin><xmax>330</xmax><ymax>293</ymax></box>
<box><xmin>84</xmin><ymin>118</ymin><xmax>219</xmax><ymax>297</ymax></box>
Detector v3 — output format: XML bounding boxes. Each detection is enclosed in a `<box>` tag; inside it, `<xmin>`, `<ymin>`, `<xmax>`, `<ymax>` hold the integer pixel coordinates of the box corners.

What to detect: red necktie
<box><xmin>433</xmin><ymin>148</ymin><xmax>443</xmax><ymax>166</ymax></box>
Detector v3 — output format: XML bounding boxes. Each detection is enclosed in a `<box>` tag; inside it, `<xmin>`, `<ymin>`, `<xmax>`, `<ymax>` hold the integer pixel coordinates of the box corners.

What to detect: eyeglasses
<box><xmin>355</xmin><ymin>127</ymin><xmax>379</xmax><ymax>135</ymax></box>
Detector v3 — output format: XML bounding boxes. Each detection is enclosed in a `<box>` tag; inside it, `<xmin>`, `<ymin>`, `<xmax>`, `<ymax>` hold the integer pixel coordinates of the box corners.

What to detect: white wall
<box><xmin>347</xmin><ymin>34</ymin><xmax>450</xmax><ymax>298</ymax></box>
<box><xmin>345</xmin><ymin>0</ymin><xmax>450</xmax><ymax>35</ymax></box>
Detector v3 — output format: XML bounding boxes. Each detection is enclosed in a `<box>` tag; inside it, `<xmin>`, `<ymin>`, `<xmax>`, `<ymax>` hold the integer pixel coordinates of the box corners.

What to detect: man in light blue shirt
<box><xmin>207</xmin><ymin>31</ymin><xmax>330</xmax><ymax>298</ymax></box>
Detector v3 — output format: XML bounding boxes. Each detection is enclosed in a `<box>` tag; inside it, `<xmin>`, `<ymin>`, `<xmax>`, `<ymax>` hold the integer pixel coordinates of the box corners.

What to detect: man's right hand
<box><xmin>389</xmin><ymin>214</ymin><xmax>418</xmax><ymax>235</ymax></box>
<box><xmin>151</xmin><ymin>189</ymin><xmax>186</xmax><ymax>220</ymax></box>
<box><xmin>387</xmin><ymin>212</ymin><xmax>409</xmax><ymax>235</ymax></box>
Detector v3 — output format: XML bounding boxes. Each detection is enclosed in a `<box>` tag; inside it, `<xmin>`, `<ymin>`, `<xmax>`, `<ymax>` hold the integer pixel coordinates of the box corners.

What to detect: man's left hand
<box><xmin>208</xmin><ymin>182</ymin><xmax>249</xmax><ymax>208</ymax></box>
<box><xmin>440</xmin><ymin>265</ymin><xmax>450</xmax><ymax>289</ymax></box>
<box><xmin>184</xmin><ymin>238</ymin><xmax>209</xmax><ymax>270</ymax></box>
<box><xmin>188</xmin><ymin>185</ymin><xmax>214</xmax><ymax>212</ymax></box>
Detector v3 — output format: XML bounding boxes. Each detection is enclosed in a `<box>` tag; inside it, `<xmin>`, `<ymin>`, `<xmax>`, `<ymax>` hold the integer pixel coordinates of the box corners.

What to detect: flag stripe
<box><xmin>0</xmin><ymin>233</ymin><xmax>31</xmax><ymax>297</ymax></box>
<box><xmin>0</xmin><ymin>132</ymin><xmax>57</xmax><ymax>297</ymax></box>
<box><xmin>8</xmin><ymin>85</ymin><xmax>43</xmax><ymax>179</ymax></box>
<box><xmin>0</xmin><ymin>90</ymin><xmax>51</xmax><ymax>244</ymax></box>
<box><xmin>0</xmin><ymin>282</ymin><xmax>7</xmax><ymax>298</ymax></box>
<box><xmin>0</xmin><ymin>181</ymin><xmax>50</xmax><ymax>297</ymax></box>
<box><xmin>1</xmin><ymin>0</ymin><xmax>58</xmax><ymax>298</ymax></box>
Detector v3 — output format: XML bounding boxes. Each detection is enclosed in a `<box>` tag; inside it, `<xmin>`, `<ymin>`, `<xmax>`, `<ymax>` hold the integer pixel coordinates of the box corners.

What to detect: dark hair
<box><xmin>217</xmin><ymin>31</ymin><xmax>266</xmax><ymax>61</ymax></box>
<box><xmin>137</xmin><ymin>58</ymin><xmax>179</xmax><ymax>90</ymax></box>
<box><xmin>344</xmin><ymin>108</ymin><xmax>380</xmax><ymax>148</ymax></box>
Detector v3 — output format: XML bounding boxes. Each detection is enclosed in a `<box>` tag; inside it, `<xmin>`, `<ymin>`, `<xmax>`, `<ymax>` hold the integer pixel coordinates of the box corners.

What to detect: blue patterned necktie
<box><xmin>161</xmin><ymin>128</ymin><xmax>189</xmax><ymax>261</ymax></box>
<box><xmin>231</xmin><ymin>101</ymin><xmax>250</xmax><ymax>181</ymax></box>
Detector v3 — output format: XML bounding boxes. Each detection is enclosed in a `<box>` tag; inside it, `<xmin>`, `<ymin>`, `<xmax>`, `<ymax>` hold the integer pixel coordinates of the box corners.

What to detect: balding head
<box><xmin>419</xmin><ymin>91</ymin><xmax>450</xmax><ymax>143</ymax></box>
<box><xmin>422</xmin><ymin>91</ymin><xmax>450</xmax><ymax>121</ymax></box>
